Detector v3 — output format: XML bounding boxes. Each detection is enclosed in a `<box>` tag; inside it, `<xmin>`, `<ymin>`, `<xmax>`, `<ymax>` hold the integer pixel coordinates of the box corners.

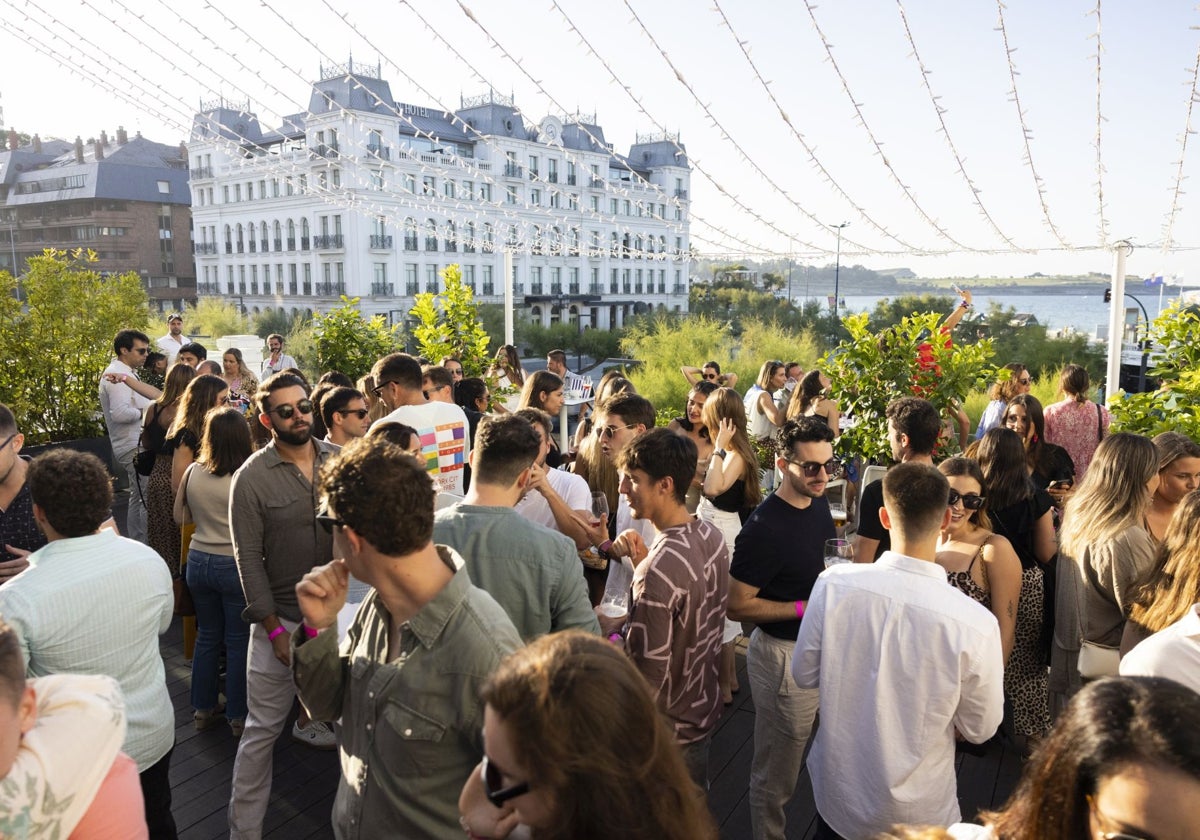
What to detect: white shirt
<box><xmin>616</xmin><ymin>492</ymin><xmax>658</xmax><ymax>545</ymax></box>
<box><xmin>514</xmin><ymin>466</ymin><xmax>591</xmax><ymax>531</ymax></box>
<box><xmin>381</xmin><ymin>401</ymin><xmax>473</xmax><ymax>496</ymax></box>
<box><xmin>792</xmin><ymin>551</ymin><xmax>1004</xmax><ymax>838</ymax></box>
<box><xmin>98</xmin><ymin>359</ymin><xmax>152</xmax><ymax>457</ymax></box>
<box><xmin>261</xmin><ymin>352</ymin><xmax>299</xmax><ymax>377</ymax></box>
<box><xmin>1120</xmin><ymin>603</ymin><xmax>1200</xmax><ymax>695</ymax></box>
<box><xmin>156</xmin><ymin>332</ymin><xmax>186</xmax><ymax>363</ymax></box>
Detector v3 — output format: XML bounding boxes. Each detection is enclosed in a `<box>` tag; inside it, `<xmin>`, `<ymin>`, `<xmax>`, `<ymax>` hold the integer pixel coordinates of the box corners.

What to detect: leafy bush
<box><xmin>822</xmin><ymin>311</ymin><xmax>995</xmax><ymax>462</ymax></box>
<box><xmin>623</xmin><ymin>314</ymin><xmax>733</xmax><ymax>417</ymax></box>
<box><xmin>1109</xmin><ymin>301</ymin><xmax>1200</xmax><ymax>440</ymax></box>
<box><xmin>310</xmin><ymin>296</ymin><xmax>400</xmax><ymax>380</ymax></box>
<box><xmin>183</xmin><ymin>298</ymin><xmax>252</xmax><ymax>339</ymax></box>
<box><xmin>410</xmin><ymin>264</ymin><xmax>492</xmax><ymax>376</ymax></box>
<box><xmin>0</xmin><ymin>250</ymin><xmax>150</xmax><ymax>442</ymax></box>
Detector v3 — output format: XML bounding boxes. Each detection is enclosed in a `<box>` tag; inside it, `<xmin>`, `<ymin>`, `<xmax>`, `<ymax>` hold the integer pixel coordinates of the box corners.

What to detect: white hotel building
<box><xmin>187</xmin><ymin>62</ymin><xmax>691</xmax><ymax>330</ymax></box>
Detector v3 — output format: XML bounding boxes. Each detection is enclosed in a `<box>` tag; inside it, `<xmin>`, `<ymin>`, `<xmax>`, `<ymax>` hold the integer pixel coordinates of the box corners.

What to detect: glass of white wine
<box><xmin>824</xmin><ymin>538</ymin><xmax>853</xmax><ymax>568</ymax></box>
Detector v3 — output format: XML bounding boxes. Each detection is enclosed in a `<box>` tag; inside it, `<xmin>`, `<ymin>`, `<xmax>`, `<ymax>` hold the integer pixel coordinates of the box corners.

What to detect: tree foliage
<box><xmin>182</xmin><ymin>298</ymin><xmax>252</xmax><ymax>339</ymax></box>
<box><xmin>822</xmin><ymin>311</ymin><xmax>995</xmax><ymax>462</ymax></box>
<box><xmin>0</xmin><ymin>249</ymin><xmax>150</xmax><ymax>442</ymax></box>
<box><xmin>1109</xmin><ymin>301</ymin><xmax>1200</xmax><ymax>440</ymax></box>
<box><xmin>410</xmin><ymin>264</ymin><xmax>492</xmax><ymax>376</ymax></box>
<box><xmin>310</xmin><ymin>296</ymin><xmax>400</xmax><ymax>381</ymax></box>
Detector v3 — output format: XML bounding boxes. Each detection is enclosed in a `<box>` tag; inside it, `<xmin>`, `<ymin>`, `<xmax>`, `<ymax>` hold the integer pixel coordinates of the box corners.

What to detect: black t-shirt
<box><xmin>990</xmin><ymin>489</ymin><xmax>1054</xmax><ymax>570</ymax></box>
<box><xmin>730</xmin><ymin>491</ymin><xmax>835</xmax><ymax>640</ymax></box>
<box><xmin>857</xmin><ymin>478</ymin><xmax>890</xmax><ymax>560</ymax></box>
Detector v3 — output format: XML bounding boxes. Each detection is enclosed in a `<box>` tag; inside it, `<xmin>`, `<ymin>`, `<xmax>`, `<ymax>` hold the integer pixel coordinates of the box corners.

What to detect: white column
<box><xmin>1105</xmin><ymin>241</ymin><xmax>1133</xmax><ymax>399</ymax></box>
<box><xmin>504</xmin><ymin>250</ymin><xmax>514</xmax><ymax>346</ymax></box>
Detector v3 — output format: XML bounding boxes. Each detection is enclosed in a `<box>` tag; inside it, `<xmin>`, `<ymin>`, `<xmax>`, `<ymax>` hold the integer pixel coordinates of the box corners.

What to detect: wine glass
<box><xmin>589</xmin><ymin>491</ymin><xmax>609</xmax><ymax>529</ymax></box>
<box><xmin>824</xmin><ymin>538</ymin><xmax>853</xmax><ymax>568</ymax></box>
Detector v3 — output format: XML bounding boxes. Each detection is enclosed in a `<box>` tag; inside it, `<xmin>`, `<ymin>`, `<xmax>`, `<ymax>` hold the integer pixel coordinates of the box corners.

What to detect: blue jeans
<box><xmin>187</xmin><ymin>549</ymin><xmax>250</xmax><ymax>720</ymax></box>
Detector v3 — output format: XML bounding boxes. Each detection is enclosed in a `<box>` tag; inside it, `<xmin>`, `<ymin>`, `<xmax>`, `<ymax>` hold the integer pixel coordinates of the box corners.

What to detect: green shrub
<box><xmin>1109</xmin><ymin>301</ymin><xmax>1200</xmax><ymax>440</ymax></box>
<box><xmin>310</xmin><ymin>296</ymin><xmax>400</xmax><ymax>381</ymax></box>
<box><xmin>0</xmin><ymin>249</ymin><xmax>151</xmax><ymax>442</ymax></box>
<box><xmin>623</xmin><ymin>315</ymin><xmax>733</xmax><ymax>417</ymax></box>
<box><xmin>410</xmin><ymin>264</ymin><xmax>492</xmax><ymax>376</ymax></box>
<box><xmin>822</xmin><ymin>311</ymin><xmax>995</xmax><ymax>462</ymax></box>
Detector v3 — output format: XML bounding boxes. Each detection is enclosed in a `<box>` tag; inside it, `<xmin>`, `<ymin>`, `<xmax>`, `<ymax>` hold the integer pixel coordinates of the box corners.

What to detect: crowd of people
<box><xmin>0</xmin><ymin>305</ymin><xmax>1197</xmax><ymax>840</ymax></box>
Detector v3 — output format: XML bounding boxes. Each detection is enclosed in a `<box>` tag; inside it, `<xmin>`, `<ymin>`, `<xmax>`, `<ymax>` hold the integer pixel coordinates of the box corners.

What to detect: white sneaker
<box><xmin>291</xmin><ymin>720</ymin><xmax>337</xmax><ymax>750</ymax></box>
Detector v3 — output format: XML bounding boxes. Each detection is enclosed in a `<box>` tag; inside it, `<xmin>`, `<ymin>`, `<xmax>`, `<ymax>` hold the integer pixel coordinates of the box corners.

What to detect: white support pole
<box><xmin>504</xmin><ymin>250</ymin><xmax>514</xmax><ymax>347</ymax></box>
<box><xmin>1105</xmin><ymin>241</ymin><xmax>1133</xmax><ymax>400</ymax></box>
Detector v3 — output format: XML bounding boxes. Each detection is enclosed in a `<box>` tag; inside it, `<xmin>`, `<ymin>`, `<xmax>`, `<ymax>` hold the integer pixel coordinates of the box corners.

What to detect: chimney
<box><xmin>93</xmin><ymin>139</ymin><xmax>104</xmax><ymax>160</ymax></box>
<box><xmin>178</xmin><ymin>141</ymin><xmax>187</xmax><ymax>160</ymax></box>
<box><xmin>116</xmin><ymin>125</ymin><xmax>128</xmax><ymax>144</ymax></box>
<box><xmin>74</xmin><ymin>136</ymin><xmax>84</xmax><ymax>163</ymax></box>
<box><xmin>32</xmin><ymin>134</ymin><xmax>41</xmax><ymax>153</ymax></box>
<box><xmin>6</xmin><ymin>129</ymin><xmax>17</xmax><ymax>151</ymax></box>
<box><xmin>100</xmin><ymin>129</ymin><xmax>109</xmax><ymax>147</ymax></box>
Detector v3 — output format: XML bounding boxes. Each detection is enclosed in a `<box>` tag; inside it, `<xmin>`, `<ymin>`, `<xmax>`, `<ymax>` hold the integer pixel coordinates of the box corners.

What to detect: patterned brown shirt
<box><xmin>624</xmin><ymin>518</ymin><xmax>729</xmax><ymax>744</ymax></box>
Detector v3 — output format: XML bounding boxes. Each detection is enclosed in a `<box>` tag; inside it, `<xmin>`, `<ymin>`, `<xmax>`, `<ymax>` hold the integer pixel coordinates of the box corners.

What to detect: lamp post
<box><xmin>830</xmin><ymin>221</ymin><xmax>850</xmax><ymax>317</ymax></box>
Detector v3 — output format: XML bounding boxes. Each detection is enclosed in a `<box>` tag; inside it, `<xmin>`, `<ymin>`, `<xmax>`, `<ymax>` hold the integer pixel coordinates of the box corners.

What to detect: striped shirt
<box><xmin>624</xmin><ymin>518</ymin><xmax>729</xmax><ymax>744</ymax></box>
<box><xmin>0</xmin><ymin>529</ymin><xmax>174</xmax><ymax>770</ymax></box>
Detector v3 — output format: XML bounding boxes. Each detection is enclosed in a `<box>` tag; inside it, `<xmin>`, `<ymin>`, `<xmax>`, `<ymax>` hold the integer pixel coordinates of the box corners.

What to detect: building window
<box><xmin>157</xmin><ymin>180</ymin><xmax>170</xmax><ymax>194</ymax></box>
<box><xmin>426</xmin><ymin>264</ymin><xmax>439</xmax><ymax>293</ymax></box>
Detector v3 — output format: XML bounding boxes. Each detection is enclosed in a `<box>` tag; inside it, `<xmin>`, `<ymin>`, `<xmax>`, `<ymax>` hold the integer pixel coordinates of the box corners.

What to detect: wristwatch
<box><xmin>713</xmin><ymin>449</ymin><xmax>727</xmax><ymax>459</ymax></box>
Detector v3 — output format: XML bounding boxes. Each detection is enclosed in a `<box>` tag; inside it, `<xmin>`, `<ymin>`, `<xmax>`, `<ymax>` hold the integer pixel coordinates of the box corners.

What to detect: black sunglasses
<box><xmin>315</xmin><ymin>512</ymin><xmax>346</xmax><ymax>534</ymax></box>
<box><xmin>371</xmin><ymin>380</ymin><xmax>395</xmax><ymax>398</ymax></box>
<box><xmin>338</xmin><ymin>408</ymin><xmax>370</xmax><ymax>420</ymax></box>
<box><xmin>268</xmin><ymin>398</ymin><xmax>314</xmax><ymax>420</ymax></box>
<box><xmin>786</xmin><ymin>458</ymin><xmax>841</xmax><ymax>478</ymax></box>
<box><xmin>482</xmin><ymin>755</ymin><xmax>529</xmax><ymax>807</ymax></box>
<box><xmin>948</xmin><ymin>489</ymin><xmax>985</xmax><ymax>510</ymax></box>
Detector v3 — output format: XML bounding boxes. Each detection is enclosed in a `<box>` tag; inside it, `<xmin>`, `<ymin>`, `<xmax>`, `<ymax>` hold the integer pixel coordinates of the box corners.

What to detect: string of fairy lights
<box><xmin>1</xmin><ymin>0</ymin><xmax>1199</xmax><ymax>265</ymax></box>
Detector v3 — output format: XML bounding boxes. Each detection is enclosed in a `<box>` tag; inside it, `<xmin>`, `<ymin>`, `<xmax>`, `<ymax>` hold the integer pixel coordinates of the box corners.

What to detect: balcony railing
<box><xmin>568</xmin><ymin>284</ymin><xmax>580</xmax><ymax>294</ymax></box>
<box><xmin>504</xmin><ymin>163</ymin><xmax>524</xmax><ymax>178</ymax></box>
<box><xmin>313</xmin><ymin>234</ymin><xmax>344</xmax><ymax>249</ymax></box>
<box><xmin>190</xmin><ymin>166</ymin><xmax>213</xmax><ymax>179</ymax></box>
<box><xmin>302</xmin><ymin>283</ymin><xmax>312</xmax><ymax>295</ymax></box>
<box><xmin>482</xmin><ymin>283</ymin><xmax>495</xmax><ymax>295</ymax></box>
<box><xmin>194</xmin><ymin>242</ymin><xmax>218</xmax><ymax>255</ymax></box>
<box><xmin>406</xmin><ymin>282</ymin><xmax>420</xmax><ymax>295</ymax></box>
<box><xmin>225</xmin><ymin>243</ymin><xmax>232</xmax><ymax>254</ymax></box>
<box><xmin>315</xmin><ymin>281</ymin><xmax>346</xmax><ymax>296</ymax></box>
<box><xmin>300</xmin><ymin>237</ymin><xmax>310</xmax><ymax>251</ymax></box>
<box><xmin>674</xmin><ymin>189</ymin><xmax>688</xmax><ymax>199</ymax></box>
<box><xmin>369</xmin><ymin>234</ymin><xmax>393</xmax><ymax>249</ymax></box>
<box><xmin>272</xmin><ymin>238</ymin><xmax>281</xmax><ymax>251</ymax></box>
<box><xmin>313</xmin><ymin>143</ymin><xmax>340</xmax><ymax>158</ymax></box>
<box><xmin>403</xmin><ymin>236</ymin><xmax>419</xmax><ymax>251</ymax></box>
<box><xmin>289</xmin><ymin>282</ymin><xmax>299</xmax><ymax>295</ymax></box>
<box><xmin>590</xmin><ymin>176</ymin><xmax>605</xmax><ymax>187</ymax></box>
<box><xmin>371</xmin><ymin>282</ymin><xmax>395</xmax><ymax>296</ymax></box>
<box><xmin>248</xmin><ymin>240</ymin><xmax>256</xmax><ymax>254</ymax></box>
<box><xmin>589</xmin><ymin>284</ymin><xmax>603</xmax><ymax>295</ymax></box>
<box><xmin>196</xmin><ymin>281</ymin><xmax>222</xmax><ymax>294</ymax></box>
<box><xmin>673</xmin><ymin>284</ymin><xmax>687</xmax><ymax>294</ymax></box>
<box><xmin>366</xmin><ymin>144</ymin><xmax>391</xmax><ymax>160</ymax></box>
<box><xmin>287</xmin><ymin>238</ymin><xmax>296</xmax><ymax>251</ymax></box>
<box><xmin>567</xmin><ymin>174</ymin><xmax>577</xmax><ymax>186</ymax></box>
<box><xmin>547</xmin><ymin>172</ymin><xmax>558</xmax><ymax>183</ymax></box>
<box><xmin>528</xmin><ymin>170</ymin><xmax>539</xmax><ymax>181</ymax></box>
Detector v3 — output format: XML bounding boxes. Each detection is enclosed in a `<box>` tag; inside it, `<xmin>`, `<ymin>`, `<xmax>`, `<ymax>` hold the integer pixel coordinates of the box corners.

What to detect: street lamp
<box><xmin>830</xmin><ymin>221</ymin><xmax>850</xmax><ymax>317</ymax></box>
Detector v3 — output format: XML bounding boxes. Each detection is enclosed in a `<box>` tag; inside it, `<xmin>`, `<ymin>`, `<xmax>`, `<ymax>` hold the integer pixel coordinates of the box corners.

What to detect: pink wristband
<box><xmin>303</xmin><ymin>623</ymin><xmax>320</xmax><ymax>639</ymax></box>
<box><xmin>794</xmin><ymin>600</ymin><xmax>806</xmax><ymax>620</ymax></box>
<box><xmin>267</xmin><ymin>626</ymin><xmax>285</xmax><ymax>641</ymax></box>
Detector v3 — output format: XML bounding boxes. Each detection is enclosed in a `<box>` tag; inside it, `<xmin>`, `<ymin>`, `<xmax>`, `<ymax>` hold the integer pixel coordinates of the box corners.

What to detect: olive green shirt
<box><xmin>292</xmin><ymin>547</ymin><xmax>521</xmax><ymax>839</ymax></box>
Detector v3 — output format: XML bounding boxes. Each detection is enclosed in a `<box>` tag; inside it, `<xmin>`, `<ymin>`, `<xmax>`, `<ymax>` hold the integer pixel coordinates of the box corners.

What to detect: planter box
<box><xmin>23</xmin><ymin>437</ymin><xmax>118</xmax><ymax>483</ymax></box>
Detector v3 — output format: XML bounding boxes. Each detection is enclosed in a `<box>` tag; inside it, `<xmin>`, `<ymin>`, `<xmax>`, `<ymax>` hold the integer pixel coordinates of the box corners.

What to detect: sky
<box><xmin>2</xmin><ymin>0</ymin><xmax>1199</xmax><ymax>282</ymax></box>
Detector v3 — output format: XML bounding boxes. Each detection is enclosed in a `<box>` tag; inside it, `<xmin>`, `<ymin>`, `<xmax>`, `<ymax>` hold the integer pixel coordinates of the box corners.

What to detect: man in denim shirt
<box><xmin>292</xmin><ymin>437</ymin><xmax>521</xmax><ymax>838</ymax></box>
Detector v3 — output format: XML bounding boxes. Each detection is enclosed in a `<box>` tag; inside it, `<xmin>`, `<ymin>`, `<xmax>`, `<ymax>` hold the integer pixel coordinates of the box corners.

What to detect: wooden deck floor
<box><xmin>162</xmin><ymin>626</ymin><xmax>1022</xmax><ymax>839</ymax></box>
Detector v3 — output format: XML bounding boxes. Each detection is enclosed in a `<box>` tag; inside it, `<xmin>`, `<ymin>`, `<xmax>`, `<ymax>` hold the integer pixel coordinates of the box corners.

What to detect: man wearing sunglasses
<box><xmin>792</xmin><ymin>462</ymin><xmax>1003</xmax><ymax>839</ymax></box>
<box><xmin>291</xmin><ymin>437</ymin><xmax>521</xmax><ymax>838</ymax></box>
<box><xmin>727</xmin><ymin>417</ymin><xmax>836</xmax><ymax>840</ymax></box>
<box><xmin>99</xmin><ymin>329</ymin><xmax>154</xmax><ymax>543</ymax></box>
<box><xmin>372</xmin><ymin>353</ymin><xmax>472</xmax><ymax>498</ymax></box>
<box><xmin>854</xmin><ymin>397</ymin><xmax>942</xmax><ymax>564</ymax></box>
<box><xmin>228</xmin><ymin>372</ymin><xmax>339</xmax><ymax>838</ymax></box>
<box><xmin>319</xmin><ymin>387</ymin><xmax>369</xmax><ymax>447</ymax></box>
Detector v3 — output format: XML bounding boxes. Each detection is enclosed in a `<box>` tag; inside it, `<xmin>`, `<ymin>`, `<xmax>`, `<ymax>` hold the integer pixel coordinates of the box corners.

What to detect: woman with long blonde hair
<box><xmin>1122</xmin><ymin>489</ymin><xmax>1200</xmax><ymax>654</ymax></box>
<box><xmin>1051</xmin><ymin>433</ymin><xmax>1158</xmax><ymax>715</ymax></box>
<box><xmin>700</xmin><ymin>387</ymin><xmax>762</xmax><ymax>705</ymax></box>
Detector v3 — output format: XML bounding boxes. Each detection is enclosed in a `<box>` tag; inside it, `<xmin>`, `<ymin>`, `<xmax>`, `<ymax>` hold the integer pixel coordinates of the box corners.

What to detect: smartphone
<box><xmin>1048</xmin><ymin>480</ymin><xmax>1073</xmax><ymax>490</ymax></box>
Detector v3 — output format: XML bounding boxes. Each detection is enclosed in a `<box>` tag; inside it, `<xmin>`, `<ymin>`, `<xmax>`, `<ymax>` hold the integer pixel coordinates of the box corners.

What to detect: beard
<box><xmin>274</xmin><ymin>424</ymin><xmax>312</xmax><ymax>446</ymax></box>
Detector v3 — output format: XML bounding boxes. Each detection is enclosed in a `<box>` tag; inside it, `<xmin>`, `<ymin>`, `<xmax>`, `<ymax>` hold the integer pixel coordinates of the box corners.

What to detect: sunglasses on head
<box><xmin>948</xmin><ymin>489</ymin><xmax>986</xmax><ymax>510</ymax></box>
<box><xmin>338</xmin><ymin>408</ymin><xmax>369</xmax><ymax>420</ymax></box>
<box><xmin>268</xmin><ymin>398</ymin><xmax>314</xmax><ymax>420</ymax></box>
<box><xmin>482</xmin><ymin>755</ymin><xmax>530</xmax><ymax>807</ymax></box>
<box><xmin>787</xmin><ymin>458</ymin><xmax>841</xmax><ymax>478</ymax></box>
